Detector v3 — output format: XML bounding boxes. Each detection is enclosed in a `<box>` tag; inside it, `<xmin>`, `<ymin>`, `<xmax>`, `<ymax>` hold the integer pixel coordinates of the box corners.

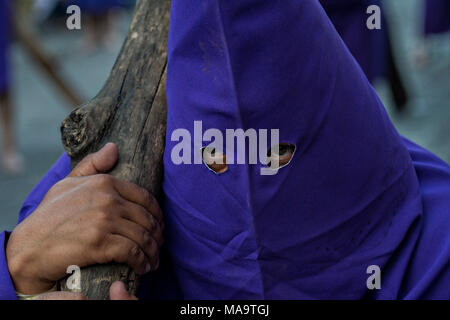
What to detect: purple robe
<box><xmin>1</xmin><ymin>0</ymin><xmax>450</xmax><ymax>299</ymax></box>
<box><xmin>425</xmin><ymin>0</ymin><xmax>450</xmax><ymax>35</ymax></box>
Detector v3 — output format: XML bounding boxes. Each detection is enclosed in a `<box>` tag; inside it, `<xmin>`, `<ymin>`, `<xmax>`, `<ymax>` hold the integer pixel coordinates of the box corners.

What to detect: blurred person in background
<box><xmin>0</xmin><ymin>0</ymin><xmax>24</xmax><ymax>174</ymax></box>
<box><xmin>415</xmin><ymin>0</ymin><xmax>450</xmax><ymax>67</ymax></box>
<box><xmin>319</xmin><ymin>0</ymin><xmax>409</xmax><ymax>112</ymax></box>
<box><xmin>424</xmin><ymin>0</ymin><xmax>450</xmax><ymax>36</ymax></box>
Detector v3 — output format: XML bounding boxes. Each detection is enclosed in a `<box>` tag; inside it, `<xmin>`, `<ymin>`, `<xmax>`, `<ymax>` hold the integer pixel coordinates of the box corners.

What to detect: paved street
<box><xmin>0</xmin><ymin>2</ymin><xmax>449</xmax><ymax>231</ymax></box>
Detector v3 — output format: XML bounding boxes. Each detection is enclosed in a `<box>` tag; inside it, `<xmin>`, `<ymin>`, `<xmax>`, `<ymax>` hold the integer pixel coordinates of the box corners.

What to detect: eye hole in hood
<box><xmin>202</xmin><ymin>147</ymin><xmax>228</xmax><ymax>174</ymax></box>
<box><xmin>267</xmin><ymin>143</ymin><xmax>296</xmax><ymax>169</ymax></box>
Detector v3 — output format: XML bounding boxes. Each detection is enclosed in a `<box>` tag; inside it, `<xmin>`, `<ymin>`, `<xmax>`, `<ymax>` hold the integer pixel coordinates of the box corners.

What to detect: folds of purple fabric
<box><xmin>424</xmin><ymin>0</ymin><xmax>450</xmax><ymax>35</ymax></box>
<box><xmin>164</xmin><ymin>0</ymin><xmax>424</xmax><ymax>299</ymax></box>
<box><xmin>319</xmin><ymin>0</ymin><xmax>388</xmax><ymax>83</ymax></box>
<box><xmin>1</xmin><ymin>0</ymin><xmax>450</xmax><ymax>300</ymax></box>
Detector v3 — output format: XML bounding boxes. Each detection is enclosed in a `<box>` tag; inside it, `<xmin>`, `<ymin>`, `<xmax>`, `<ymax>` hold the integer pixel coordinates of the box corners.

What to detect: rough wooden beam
<box><xmin>59</xmin><ymin>0</ymin><xmax>170</xmax><ymax>299</ymax></box>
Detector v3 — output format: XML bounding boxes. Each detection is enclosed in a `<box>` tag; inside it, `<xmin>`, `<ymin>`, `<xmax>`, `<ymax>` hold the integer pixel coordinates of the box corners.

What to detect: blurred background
<box><xmin>0</xmin><ymin>0</ymin><xmax>449</xmax><ymax>231</ymax></box>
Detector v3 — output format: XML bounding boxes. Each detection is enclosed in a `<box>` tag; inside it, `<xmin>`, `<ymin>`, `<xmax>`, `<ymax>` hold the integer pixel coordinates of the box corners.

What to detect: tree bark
<box><xmin>59</xmin><ymin>0</ymin><xmax>170</xmax><ymax>299</ymax></box>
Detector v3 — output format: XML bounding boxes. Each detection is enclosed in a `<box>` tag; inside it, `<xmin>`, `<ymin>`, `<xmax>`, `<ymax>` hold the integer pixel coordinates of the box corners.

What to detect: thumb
<box><xmin>69</xmin><ymin>143</ymin><xmax>119</xmax><ymax>177</ymax></box>
<box><xmin>110</xmin><ymin>281</ymin><xmax>138</xmax><ymax>300</ymax></box>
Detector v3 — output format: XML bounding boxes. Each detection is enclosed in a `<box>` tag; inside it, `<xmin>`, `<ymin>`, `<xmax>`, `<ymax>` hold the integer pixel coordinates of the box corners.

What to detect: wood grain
<box><xmin>59</xmin><ymin>0</ymin><xmax>170</xmax><ymax>300</ymax></box>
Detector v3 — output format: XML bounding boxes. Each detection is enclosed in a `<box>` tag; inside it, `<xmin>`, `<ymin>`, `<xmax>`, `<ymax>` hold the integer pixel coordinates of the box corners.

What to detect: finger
<box><xmin>112</xmin><ymin>179</ymin><xmax>163</xmax><ymax>224</ymax></box>
<box><xmin>69</xmin><ymin>143</ymin><xmax>119</xmax><ymax>177</ymax></box>
<box><xmin>102</xmin><ymin>234</ymin><xmax>151</xmax><ymax>275</ymax></box>
<box><xmin>35</xmin><ymin>292</ymin><xmax>88</xmax><ymax>300</ymax></box>
<box><xmin>112</xmin><ymin>218</ymin><xmax>160</xmax><ymax>269</ymax></box>
<box><xmin>120</xmin><ymin>201</ymin><xmax>164</xmax><ymax>247</ymax></box>
<box><xmin>110</xmin><ymin>281</ymin><xmax>138</xmax><ymax>300</ymax></box>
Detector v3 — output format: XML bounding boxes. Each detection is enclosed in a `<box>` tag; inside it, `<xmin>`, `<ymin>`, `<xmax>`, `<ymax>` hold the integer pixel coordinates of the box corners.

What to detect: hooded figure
<box><xmin>425</xmin><ymin>0</ymin><xmax>450</xmax><ymax>35</ymax></box>
<box><xmin>1</xmin><ymin>0</ymin><xmax>450</xmax><ymax>300</ymax></box>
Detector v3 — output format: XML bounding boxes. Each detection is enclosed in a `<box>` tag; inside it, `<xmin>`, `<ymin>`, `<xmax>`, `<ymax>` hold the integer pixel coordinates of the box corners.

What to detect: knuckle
<box><xmin>90</xmin><ymin>224</ymin><xmax>108</xmax><ymax>246</ymax></box>
<box><xmin>145</xmin><ymin>240</ymin><xmax>158</xmax><ymax>260</ymax></box>
<box><xmin>150</xmin><ymin>218</ymin><xmax>157</xmax><ymax>232</ymax></box>
<box><xmin>127</xmin><ymin>243</ymin><xmax>146</xmax><ymax>268</ymax></box>
<box><xmin>92</xmin><ymin>174</ymin><xmax>113</xmax><ymax>188</ymax></box>
<box><xmin>95</xmin><ymin>208</ymin><xmax>112</xmax><ymax>224</ymax></box>
<box><xmin>100</xmin><ymin>236</ymin><xmax>122</xmax><ymax>263</ymax></box>
<box><xmin>141</xmin><ymin>189</ymin><xmax>153</xmax><ymax>206</ymax></box>
<box><xmin>141</xmin><ymin>188</ymin><xmax>151</xmax><ymax>202</ymax></box>
<box><xmin>143</xmin><ymin>211</ymin><xmax>156</xmax><ymax>232</ymax></box>
<box><xmin>99</xmin><ymin>193</ymin><xmax>119</xmax><ymax>208</ymax></box>
<box><xmin>147</xmin><ymin>192</ymin><xmax>157</xmax><ymax>209</ymax></box>
<box><xmin>142</xmin><ymin>229</ymin><xmax>152</xmax><ymax>246</ymax></box>
<box><xmin>129</xmin><ymin>244</ymin><xmax>141</xmax><ymax>259</ymax></box>
<box><xmin>149</xmin><ymin>199</ymin><xmax>163</xmax><ymax>223</ymax></box>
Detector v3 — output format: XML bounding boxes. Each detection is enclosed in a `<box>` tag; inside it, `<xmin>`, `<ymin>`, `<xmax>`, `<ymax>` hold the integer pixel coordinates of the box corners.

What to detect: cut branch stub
<box><xmin>59</xmin><ymin>0</ymin><xmax>170</xmax><ymax>300</ymax></box>
<box><xmin>61</xmin><ymin>97</ymin><xmax>114</xmax><ymax>157</ymax></box>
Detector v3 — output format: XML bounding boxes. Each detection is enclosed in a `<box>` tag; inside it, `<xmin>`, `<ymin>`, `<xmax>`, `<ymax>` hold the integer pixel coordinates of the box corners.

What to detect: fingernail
<box><xmin>145</xmin><ymin>263</ymin><xmax>151</xmax><ymax>273</ymax></box>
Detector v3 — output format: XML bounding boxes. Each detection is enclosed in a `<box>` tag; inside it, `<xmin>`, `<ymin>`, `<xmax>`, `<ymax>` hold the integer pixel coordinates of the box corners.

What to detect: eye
<box><xmin>267</xmin><ymin>143</ymin><xmax>296</xmax><ymax>169</ymax></box>
<box><xmin>202</xmin><ymin>147</ymin><xmax>228</xmax><ymax>174</ymax></box>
